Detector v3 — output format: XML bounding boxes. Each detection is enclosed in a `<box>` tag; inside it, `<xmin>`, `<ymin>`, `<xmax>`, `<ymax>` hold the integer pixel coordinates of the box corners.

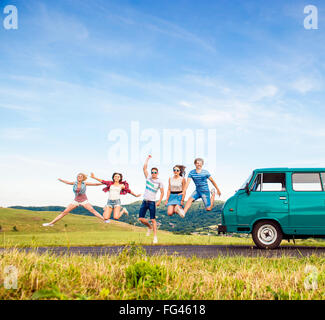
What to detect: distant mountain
<box><xmin>10</xmin><ymin>200</ymin><xmax>223</xmax><ymax>235</ymax></box>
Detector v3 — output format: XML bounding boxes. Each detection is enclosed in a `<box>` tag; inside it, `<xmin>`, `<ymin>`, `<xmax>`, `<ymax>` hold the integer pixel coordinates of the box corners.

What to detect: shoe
<box><xmin>153</xmin><ymin>236</ymin><xmax>158</xmax><ymax>244</ymax></box>
<box><xmin>104</xmin><ymin>219</ymin><xmax>111</xmax><ymax>224</ymax></box>
<box><xmin>42</xmin><ymin>223</ymin><xmax>54</xmax><ymax>227</ymax></box>
<box><xmin>175</xmin><ymin>206</ymin><xmax>185</xmax><ymax>218</ymax></box>
<box><xmin>146</xmin><ymin>228</ymin><xmax>152</xmax><ymax>236</ymax></box>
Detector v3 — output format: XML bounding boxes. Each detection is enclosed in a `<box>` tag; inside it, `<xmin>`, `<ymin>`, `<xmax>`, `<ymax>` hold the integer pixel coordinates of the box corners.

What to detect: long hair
<box><xmin>112</xmin><ymin>172</ymin><xmax>123</xmax><ymax>182</ymax></box>
<box><xmin>174</xmin><ymin>165</ymin><xmax>186</xmax><ymax>177</ymax></box>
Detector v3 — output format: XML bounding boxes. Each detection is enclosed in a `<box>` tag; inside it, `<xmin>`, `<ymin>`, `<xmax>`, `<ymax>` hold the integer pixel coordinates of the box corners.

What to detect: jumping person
<box><xmin>165</xmin><ymin>165</ymin><xmax>186</xmax><ymax>218</ymax></box>
<box><xmin>90</xmin><ymin>172</ymin><xmax>141</xmax><ymax>223</ymax></box>
<box><xmin>42</xmin><ymin>173</ymin><xmax>105</xmax><ymax>227</ymax></box>
<box><xmin>139</xmin><ymin>155</ymin><xmax>164</xmax><ymax>244</ymax></box>
<box><xmin>180</xmin><ymin>158</ymin><xmax>221</xmax><ymax>217</ymax></box>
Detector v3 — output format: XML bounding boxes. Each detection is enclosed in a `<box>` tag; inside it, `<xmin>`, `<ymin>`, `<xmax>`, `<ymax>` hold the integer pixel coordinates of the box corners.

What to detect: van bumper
<box><xmin>218</xmin><ymin>224</ymin><xmax>227</xmax><ymax>234</ymax></box>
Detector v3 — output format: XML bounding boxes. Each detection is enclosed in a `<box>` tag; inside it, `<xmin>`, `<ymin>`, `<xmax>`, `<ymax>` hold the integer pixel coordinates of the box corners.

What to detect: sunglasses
<box><xmin>173</xmin><ymin>169</ymin><xmax>180</xmax><ymax>172</ymax></box>
<box><xmin>151</xmin><ymin>171</ymin><xmax>158</xmax><ymax>174</ymax></box>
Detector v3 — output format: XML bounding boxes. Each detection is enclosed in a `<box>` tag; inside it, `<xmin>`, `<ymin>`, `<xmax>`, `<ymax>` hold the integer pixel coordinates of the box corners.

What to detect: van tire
<box><xmin>252</xmin><ymin>220</ymin><xmax>283</xmax><ymax>249</ymax></box>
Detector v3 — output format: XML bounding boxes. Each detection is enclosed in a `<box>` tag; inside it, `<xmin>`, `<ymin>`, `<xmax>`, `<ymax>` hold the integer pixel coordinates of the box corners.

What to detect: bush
<box><xmin>12</xmin><ymin>226</ymin><xmax>18</xmax><ymax>232</ymax></box>
<box><xmin>125</xmin><ymin>261</ymin><xmax>166</xmax><ymax>288</ymax></box>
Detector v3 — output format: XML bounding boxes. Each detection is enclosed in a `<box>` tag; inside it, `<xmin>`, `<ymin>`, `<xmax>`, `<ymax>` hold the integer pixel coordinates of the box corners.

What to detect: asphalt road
<box><xmin>1</xmin><ymin>245</ymin><xmax>325</xmax><ymax>258</ymax></box>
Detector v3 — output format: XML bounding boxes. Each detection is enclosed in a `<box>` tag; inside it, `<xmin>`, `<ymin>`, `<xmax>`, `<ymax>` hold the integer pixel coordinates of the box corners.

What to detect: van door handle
<box><xmin>279</xmin><ymin>197</ymin><xmax>287</xmax><ymax>200</ymax></box>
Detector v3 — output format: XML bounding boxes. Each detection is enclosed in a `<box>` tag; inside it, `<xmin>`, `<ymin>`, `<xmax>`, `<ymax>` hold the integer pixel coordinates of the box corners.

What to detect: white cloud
<box><xmin>290</xmin><ymin>77</ymin><xmax>322</xmax><ymax>94</ymax></box>
<box><xmin>179</xmin><ymin>101</ymin><xmax>193</xmax><ymax>108</ymax></box>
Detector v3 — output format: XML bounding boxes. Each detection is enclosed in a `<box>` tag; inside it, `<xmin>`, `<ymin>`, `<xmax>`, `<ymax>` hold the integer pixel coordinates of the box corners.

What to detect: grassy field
<box><xmin>1</xmin><ymin>249</ymin><xmax>325</xmax><ymax>300</ymax></box>
<box><xmin>1</xmin><ymin>208</ymin><xmax>325</xmax><ymax>300</ymax></box>
<box><xmin>1</xmin><ymin>208</ymin><xmax>325</xmax><ymax>247</ymax></box>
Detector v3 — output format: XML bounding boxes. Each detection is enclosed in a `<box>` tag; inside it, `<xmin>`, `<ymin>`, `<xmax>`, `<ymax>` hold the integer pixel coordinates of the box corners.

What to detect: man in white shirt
<box><xmin>138</xmin><ymin>155</ymin><xmax>164</xmax><ymax>244</ymax></box>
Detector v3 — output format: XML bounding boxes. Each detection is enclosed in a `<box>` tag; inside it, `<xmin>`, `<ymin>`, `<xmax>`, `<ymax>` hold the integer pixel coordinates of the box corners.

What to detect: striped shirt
<box><xmin>188</xmin><ymin>169</ymin><xmax>211</xmax><ymax>192</ymax></box>
<box><xmin>143</xmin><ymin>176</ymin><xmax>164</xmax><ymax>201</ymax></box>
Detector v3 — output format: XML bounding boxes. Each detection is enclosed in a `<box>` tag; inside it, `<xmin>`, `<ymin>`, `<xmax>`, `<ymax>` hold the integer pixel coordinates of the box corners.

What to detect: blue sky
<box><xmin>0</xmin><ymin>0</ymin><xmax>325</xmax><ymax>206</ymax></box>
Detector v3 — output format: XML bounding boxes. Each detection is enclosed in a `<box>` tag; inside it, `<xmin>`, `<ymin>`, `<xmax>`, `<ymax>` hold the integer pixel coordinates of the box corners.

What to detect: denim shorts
<box><xmin>106</xmin><ymin>199</ymin><xmax>121</xmax><ymax>208</ymax></box>
<box><xmin>139</xmin><ymin>200</ymin><xmax>156</xmax><ymax>220</ymax></box>
<box><xmin>190</xmin><ymin>190</ymin><xmax>211</xmax><ymax>208</ymax></box>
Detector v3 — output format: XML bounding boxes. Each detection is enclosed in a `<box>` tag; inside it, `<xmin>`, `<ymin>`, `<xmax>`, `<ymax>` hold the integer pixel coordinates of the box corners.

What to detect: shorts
<box><xmin>167</xmin><ymin>193</ymin><xmax>183</xmax><ymax>207</ymax></box>
<box><xmin>71</xmin><ymin>200</ymin><xmax>89</xmax><ymax>206</ymax></box>
<box><xmin>190</xmin><ymin>190</ymin><xmax>211</xmax><ymax>208</ymax></box>
<box><xmin>105</xmin><ymin>199</ymin><xmax>121</xmax><ymax>208</ymax></box>
<box><xmin>139</xmin><ymin>200</ymin><xmax>156</xmax><ymax>220</ymax></box>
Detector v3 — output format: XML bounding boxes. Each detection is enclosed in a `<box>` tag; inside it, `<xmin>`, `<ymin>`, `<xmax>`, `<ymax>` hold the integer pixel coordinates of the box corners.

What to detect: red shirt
<box><xmin>101</xmin><ymin>180</ymin><xmax>131</xmax><ymax>195</ymax></box>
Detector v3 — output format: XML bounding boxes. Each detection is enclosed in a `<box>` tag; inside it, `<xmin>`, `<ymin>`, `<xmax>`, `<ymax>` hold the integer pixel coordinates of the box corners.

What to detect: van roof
<box><xmin>254</xmin><ymin>168</ymin><xmax>325</xmax><ymax>173</ymax></box>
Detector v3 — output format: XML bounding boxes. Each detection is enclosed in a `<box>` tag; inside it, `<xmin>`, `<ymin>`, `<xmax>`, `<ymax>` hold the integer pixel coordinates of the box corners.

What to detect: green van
<box><xmin>218</xmin><ymin>168</ymin><xmax>325</xmax><ymax>249</ymax></box>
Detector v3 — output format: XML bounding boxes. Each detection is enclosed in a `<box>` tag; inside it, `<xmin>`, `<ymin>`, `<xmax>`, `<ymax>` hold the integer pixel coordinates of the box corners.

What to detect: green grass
<box><xmin>1</xmin><ymin>208</ymin><xmax>325</xmax><ymax>248</ymax></box>
<box><xmin>1</xmin><ymin>249</ymin><xmax>325</xmax><ymax>300</ymax></box>
<box><xmin>1</xmin><ymin>208</ymin><xmax>325</xmax><ymax>300</ymax></box>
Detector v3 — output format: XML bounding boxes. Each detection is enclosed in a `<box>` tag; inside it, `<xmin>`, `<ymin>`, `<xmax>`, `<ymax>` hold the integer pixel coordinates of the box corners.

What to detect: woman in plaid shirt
<box><xmin>91</xmin><ymin>172</ymin><xmax>141</xmax><ymax>223</ymax></box>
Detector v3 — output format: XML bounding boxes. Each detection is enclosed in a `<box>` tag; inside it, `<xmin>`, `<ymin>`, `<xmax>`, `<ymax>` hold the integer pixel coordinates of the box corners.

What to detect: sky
<box><xmin>0</xmin><ymin>0</ymin><xmax>325</xmax><ymax>207</ymax></box>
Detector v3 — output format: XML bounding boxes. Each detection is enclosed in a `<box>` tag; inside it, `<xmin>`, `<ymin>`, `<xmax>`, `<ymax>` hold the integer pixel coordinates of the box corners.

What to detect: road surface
<box><xmin>1</xmin><ymin>245</ymin><xmax>325</xmax><ymax>258</ymax></box>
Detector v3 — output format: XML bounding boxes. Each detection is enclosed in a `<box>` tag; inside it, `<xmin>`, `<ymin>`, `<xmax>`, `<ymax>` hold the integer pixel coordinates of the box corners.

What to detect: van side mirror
<box><xmin>245</xmin><ymin>183</ymin><xmax>251</xmax><ymax>195</ymax></box>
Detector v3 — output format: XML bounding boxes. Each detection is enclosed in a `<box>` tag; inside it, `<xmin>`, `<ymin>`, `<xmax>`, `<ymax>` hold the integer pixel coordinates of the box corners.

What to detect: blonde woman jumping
<box><xmin>42</xmin><ymin>173</ymin><xmax>106</xmax><ymax>227</ymax></box>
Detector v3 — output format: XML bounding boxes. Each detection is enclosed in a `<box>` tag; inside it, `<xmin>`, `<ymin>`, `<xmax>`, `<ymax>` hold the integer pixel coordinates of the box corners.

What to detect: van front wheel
<box><xmin>252</xmin><ymin>221</ymin><xmax>283</xmax><ymax>249</ymax></box>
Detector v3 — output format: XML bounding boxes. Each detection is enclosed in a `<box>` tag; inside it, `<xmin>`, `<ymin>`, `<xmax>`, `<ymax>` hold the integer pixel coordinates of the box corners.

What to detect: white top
<box><xmin>143</xmin><ymin>176</ymin><xmax>164</xmax><ymax>201</ymax></box>
<box><xmin>109</xmin><ymin>184</ymin><xmax>122</xmax><ymax>200</ymax></box>
<box><xmin>170</xmin><ymin>176</ymin><xmax>183</xmax><ymax>192</ymax></box>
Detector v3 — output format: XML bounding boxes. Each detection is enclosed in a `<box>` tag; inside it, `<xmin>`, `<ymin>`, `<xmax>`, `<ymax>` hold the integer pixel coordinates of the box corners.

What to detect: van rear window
<box><xmin>292</xmin><ymin>173</ymin><xmax>323</xmax><ymax>191</ymax></box>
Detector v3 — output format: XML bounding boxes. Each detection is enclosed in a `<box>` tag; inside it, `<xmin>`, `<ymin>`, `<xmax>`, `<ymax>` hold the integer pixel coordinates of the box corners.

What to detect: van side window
<box><xmin>251</xmin><ymin>174</ymin><xmax>262</xmax><ymax>191</ymax></box>
<box><xmin>251</xmin><ymin>173</ymin><xmax>286</xmax><ymax>192</ymax></box>
<box><xmin>292</xmin><ymin>173</ymin><xmax>323</xmax><ymax>191</ymax></box>
<box><xmin>262</xmin><ymin>173</ymin><xmax>286</xmax><ymax>191</ymax></box>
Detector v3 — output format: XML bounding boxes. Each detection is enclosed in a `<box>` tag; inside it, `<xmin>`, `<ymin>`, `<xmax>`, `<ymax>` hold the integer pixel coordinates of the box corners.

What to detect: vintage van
<box><xmin>218</xmin><ymin>168</ymin><xmax>325</xmax><ymax>249</ymax></box>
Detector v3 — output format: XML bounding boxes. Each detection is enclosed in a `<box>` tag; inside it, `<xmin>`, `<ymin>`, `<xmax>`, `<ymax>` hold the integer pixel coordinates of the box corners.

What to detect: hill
<box><xmin>10</xmin><ymin>200</ymin><xmax>224</xmax><ymax>235</ymax></box>
<box><xmin>0</xmin><ymin>208</ymin><xmax>251</xmax><ymax>247</ymax></box>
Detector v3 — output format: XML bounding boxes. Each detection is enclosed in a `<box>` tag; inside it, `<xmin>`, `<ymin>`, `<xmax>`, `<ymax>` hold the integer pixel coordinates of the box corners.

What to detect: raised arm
<box><xmin>58</xmin><ymin>178</ymin><xmax>74</xmax><ymax>185</ymax></box>
<box><xmin>209</xmin><ymin>176</ymin><xmax>221</xmax><ymax>197</ymax></box>
<box><xmin>85</xmin><ymin>182</ymin><xmax>103</xmax><ymax>186</ymax></box>
<box><xmin>143</xmin><ymin>155</ymin><xmax>152</xmax><ymax>179</ymax></box>
<box><xmin>90</xmin><ymin>172</ymin><xmax>104</xmax><ymax>184</ymax></box>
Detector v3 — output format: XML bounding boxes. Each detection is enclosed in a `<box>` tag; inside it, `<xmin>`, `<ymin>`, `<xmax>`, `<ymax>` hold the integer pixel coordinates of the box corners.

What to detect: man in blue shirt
<box><xmin>179</xmin><ymin>158</ymin><xmax>221</xmax><ymax>217</ymax></box>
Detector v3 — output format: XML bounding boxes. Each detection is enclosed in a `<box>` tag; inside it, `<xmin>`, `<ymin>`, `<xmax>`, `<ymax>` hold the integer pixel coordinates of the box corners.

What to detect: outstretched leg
<box><xmin>103</xmin><ymin>206</ymin><xmax>113</xmax><ymax>220</ymax></box>
<box><xmin>183</xmin><ymin>197</ymin><xmax>195</xmax><ymax>215</ymax></box>
<box><xmin>83</xmin><ymin>203</ymin><xmax>105</xmax><ymax>221</ymax></box>
<box><xmin>139</xmin><ymin>217</ymin><xmax>152</xmax><ymax>229</ymax></box>
<box><xmin>167</xmin><ymin>205</ymin><xmax>175</xmax><ymax>216</ymax></box>
<box><xmin>206</xmin><ymin>189</ymin><xmax>216</xmax><ymax>211</ymax></box>
<box><xmin>46</xmin><ymin>204</ymin><xmax>78</xmax><ymax>225</ymax></box>
<box><xmin>113</xmin><ymin>206</ymin><xmax>124</xmax><ymax>220</ymax></box>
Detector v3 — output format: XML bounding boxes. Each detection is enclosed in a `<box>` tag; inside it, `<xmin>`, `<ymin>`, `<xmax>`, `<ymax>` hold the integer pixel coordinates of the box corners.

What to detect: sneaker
<box><xmin>175</xmin><ymin>205</ymin><xmax>185</xmax><ymax>218</ymax></box>
<box><xmin>104</xmin><ymin>219</ymin><xmax>111</xmax><ymax>224</ymax></box>
<box><xmin>146</xmin><ymin>228</ymin><xmax>152</xmax><ymax>236</ymax></box>
<box><xmin>153</xmin><ymin>236</ymin><xmax>158</xmax><ymax>244</ymax></box>
<box><xmin>42</xmin><ymin>223</ymin><xmax>54</xmax><ymax>227</ymax></box>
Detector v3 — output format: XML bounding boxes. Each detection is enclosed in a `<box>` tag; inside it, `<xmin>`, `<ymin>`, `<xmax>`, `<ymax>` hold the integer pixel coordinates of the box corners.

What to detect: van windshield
<box><xmin>239</xmin><ymin>173</ymin><xmax>253</xmax><ymax>190</ymax></box>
